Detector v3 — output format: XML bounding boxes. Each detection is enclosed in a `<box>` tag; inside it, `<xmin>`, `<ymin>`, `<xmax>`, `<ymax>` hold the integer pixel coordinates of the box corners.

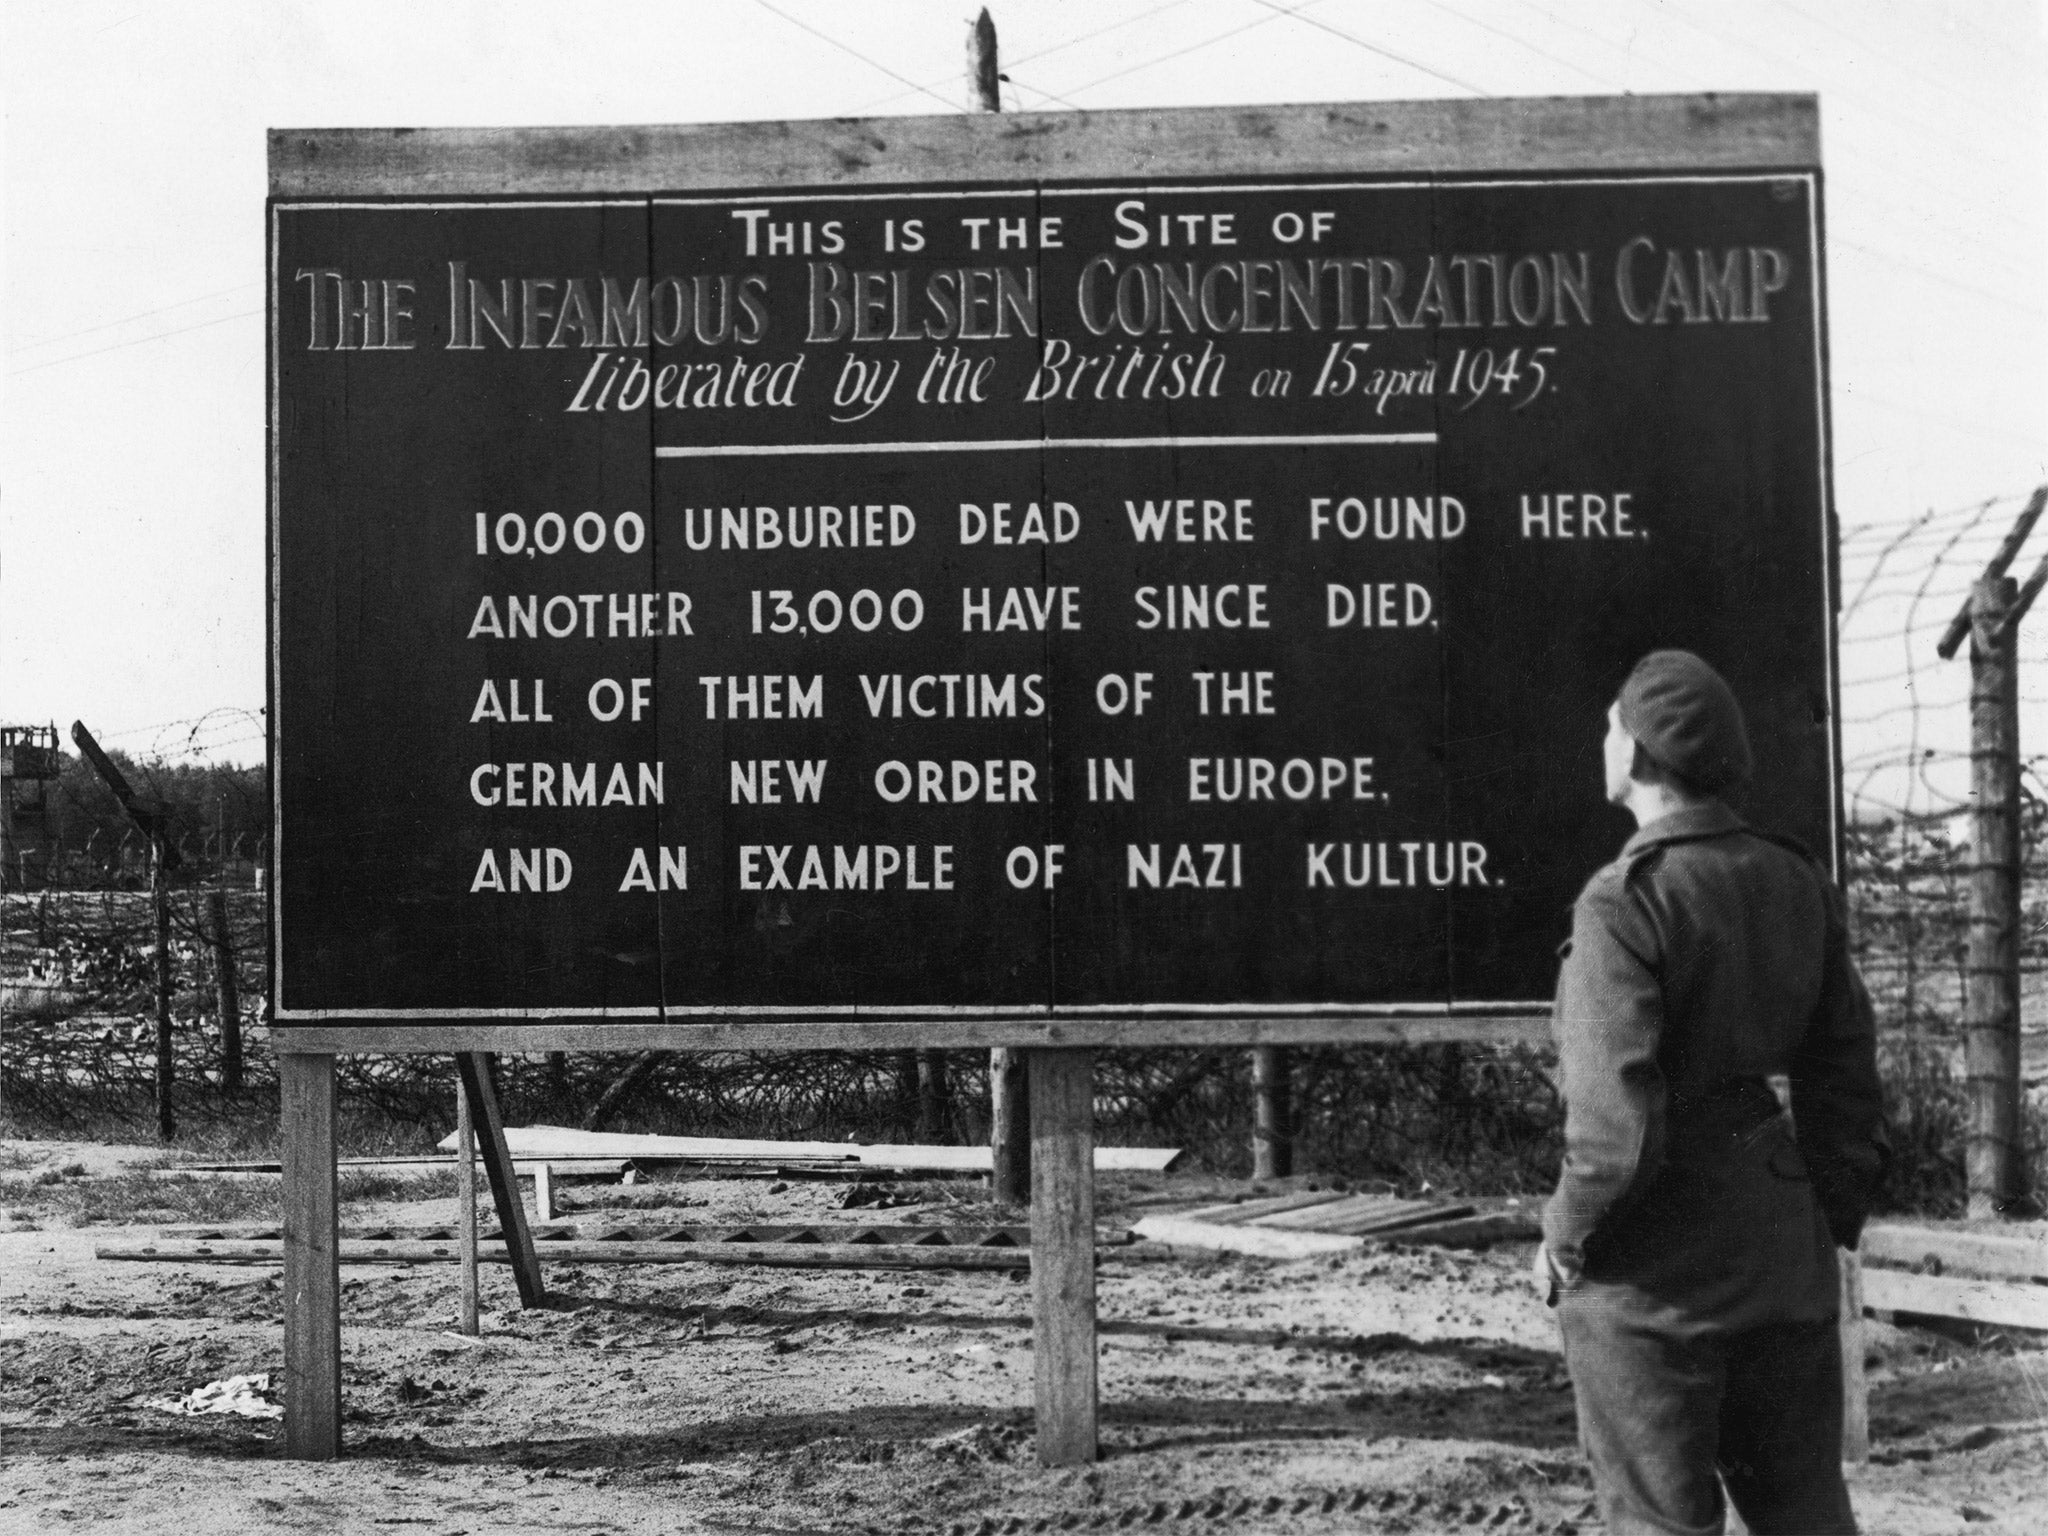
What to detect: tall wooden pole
<box><xmin>1252</xmin><ymin>1046</ymin><xmax>1293</xmax><ymax>1179</ymax></box>
<box><xmin>968</xmin><ymin>4</ymin><xmax>1030</xmax><ymax>1204</ymax></box>
<box><xmin>969</xmin><ymin>8</ymin><xmax>1000</xmax><ymax>112</ymax></box>
<box><xmin>152</xmin><ymin>832</ymin><xmax>175</xmax><ymax>1141</ymax></box>
<box><xmin>1966</xmin><ymin>575</ymin><xmax>2023</xmax><ymax>1218</ymax></box>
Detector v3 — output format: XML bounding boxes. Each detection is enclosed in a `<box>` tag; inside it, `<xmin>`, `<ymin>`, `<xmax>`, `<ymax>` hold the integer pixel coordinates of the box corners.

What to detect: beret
<box><xmin>1616</xmin><ymin>650</ymin><xmax>1753</xmax><ymax>793</ymax></box>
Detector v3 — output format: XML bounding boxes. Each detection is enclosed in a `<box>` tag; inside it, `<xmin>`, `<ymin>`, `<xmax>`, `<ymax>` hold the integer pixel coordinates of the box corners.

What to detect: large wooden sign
<box><xmin>269</xmin><ymin>96</ymin><xmax>1835</xmax><ymax>1045</ymax></box>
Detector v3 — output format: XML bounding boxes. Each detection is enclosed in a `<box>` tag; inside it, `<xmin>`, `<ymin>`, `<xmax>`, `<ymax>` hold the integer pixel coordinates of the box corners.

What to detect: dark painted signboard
<box><xmin>271</xmin><ymin>152</ymin><xmax>1833</xmax><ymax>1030</ymax></box>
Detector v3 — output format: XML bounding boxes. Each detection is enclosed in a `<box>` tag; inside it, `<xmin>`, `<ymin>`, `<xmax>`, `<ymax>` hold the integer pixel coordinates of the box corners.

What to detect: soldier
<box><xmin>1535</xmin><ymin>650</ymin><xmax>1887</xmax><ymax>1535</ymax></box>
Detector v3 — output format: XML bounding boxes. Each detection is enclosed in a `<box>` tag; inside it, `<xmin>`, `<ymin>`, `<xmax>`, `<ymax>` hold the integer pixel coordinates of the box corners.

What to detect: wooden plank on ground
<box><xmin>1130</xmin><ymin>1215</ymin><xmax>1361</xmax><ymax>1260</ymax></box>
<box><xmin>1863</xmin><ymin>1223</ymin><xmax>2048</xmax><ymax>1283</ymax></box>
<box><xmin>1252</xmin><ymin>1195</ymin><xmax>1435</xmax><ymax>1231</ymax></box>
<box><xmin>1381</xmin><ymin>1211</ymin><xmax>1541</xmax><ymax>1249</ymax></box>
<box><xmin>1321</xmin><ymin>1202</ymin><xmax>1479</xmax><ymax>1237</ymax></box>
<box><xmin>280</xmin><ymin>1052</ymin><xmax>340</xmax><ymax>1460</ymax></box>
<box><xmin>455</xmin><ymin>1054</ymin><xmax>546</xmax><ymax>1308</ymax></box>
<box><xmin>1861</xmin><ymin>1266</ymin><xmax>2048</xmax><ymax>1332</ymax></box>
<box><xmin>98</xmin><ymin>1239</ymin><xmax>1033</xmax><ymax>1271</ymax></box>
<box><xmin>1179</xmin><ymin>1189</ymin><xmax>1352</xmax><ymax>1225</ymax></box>
<box><xmin>1031</xmin><ymin>1048</ymin><xmax>1098</xmax><ymax>1467</ymax></box>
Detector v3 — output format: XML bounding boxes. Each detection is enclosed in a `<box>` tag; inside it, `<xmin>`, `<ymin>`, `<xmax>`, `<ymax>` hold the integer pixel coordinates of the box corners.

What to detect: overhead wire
<box><xmin>1657</xmin><ymin>0</ymin><xmax>2036</xmax><ymax>181</ymax></box>
<box><xmin>850</xmin><ymin>0</ymin><xmax>1194</xmax><ymax>114</ymax></box>
<box><xmin>747</xmin><ymin>0</ymin><xmax>963</xmax><ymax>113</ymax></box>
<box><xmin>6</xmin><ymin>307</ymin><xmax>261</xmax><ymax>378</ymax></box>
<box><xmin>8</xmin><ymin>281</ymin><xmax>262</xmax><ymax>356</ymax></box>
<box><xmin>1247</xmin><ymin>0</ymin><xmax>1489</xmax><ymax>97</ymax></box>
<box><xmin>1055</xmin><ymin>1</ymin><xmax>1307</xmax><ymax>99</ymax></box>
<box><xmin>1774</xmin><ymin>0</ymin><xmax>2037</xmax><ymax>140</ymax></box>
<box><xmin>1408</xmin><ymin>0</ymin><xmax>1620</xmax><ymax>91</ymax></box>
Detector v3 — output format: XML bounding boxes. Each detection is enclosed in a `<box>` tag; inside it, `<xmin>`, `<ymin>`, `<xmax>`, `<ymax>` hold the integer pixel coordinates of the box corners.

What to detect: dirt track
<box><xmin>2</xmin><ymin>1144</ymin><xmax>2045</xmax><ymax>1534</ymax></box>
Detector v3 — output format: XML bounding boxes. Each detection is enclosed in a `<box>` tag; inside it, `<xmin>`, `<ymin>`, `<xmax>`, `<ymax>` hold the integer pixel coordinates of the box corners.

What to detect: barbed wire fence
<box><xmin>1838</xmin><ymin>487</ymin><xmax>2048</xmax><ymax>1211</ymax></box>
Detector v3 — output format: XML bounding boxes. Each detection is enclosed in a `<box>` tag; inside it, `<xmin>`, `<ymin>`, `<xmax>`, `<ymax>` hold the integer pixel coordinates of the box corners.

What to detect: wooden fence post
<box><xmin>1966</xmin><ymin>576</ymin><xmax>2023</xmax><ymax>1218</ymax></box>
<box><xmin>208</xmin><ymin>888</ymin><xmax>242</xmax><ymax>1093</ymax></box>
<box><xmin>151</xmin><ymin>832</ymin><xmax>174</xmax><ymax>1141</ymax></box>
<box><xmin>1030</xmin><ymin>1048</ymin><xmax>1097</xmax><ymax>1466</ymax></box>
<box><xmin>917</xmin><ymin>1050</ymin><xmax>950</xmax><ymax>1143</ymax></box>
<box><xmin>282</xmin><ymin>1051</ymin><xmax>341</xmax><ymax>1458</ymax></box>
<box><xmin>992</xmin><ymin>1047</ymin><xmax>1031</xmax><ymax>1203</ymax></box>
<box><xmin>1839</xmin><ymin>1244</ymin><xmax>1868</xmax><ymax>1464</ymax></box>
<box><xmin>1252</xmin><ymin>1046</ymin><xmax>1292</xmax><ymax>1179</ymax></box>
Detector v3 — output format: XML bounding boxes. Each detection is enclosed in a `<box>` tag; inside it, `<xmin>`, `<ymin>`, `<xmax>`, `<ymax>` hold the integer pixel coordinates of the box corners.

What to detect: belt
<box><xmin>1666</xmin><ymin>1077</ymin><xmax>1791</xmax><ymax>1156</ymax></box>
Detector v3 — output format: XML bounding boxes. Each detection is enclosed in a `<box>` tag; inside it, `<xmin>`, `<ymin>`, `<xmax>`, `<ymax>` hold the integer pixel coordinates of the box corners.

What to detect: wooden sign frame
<box><xmin>268</xmin><ymin>92</ymin><xmax>1830</xmax><ymax>1463</ymax></box>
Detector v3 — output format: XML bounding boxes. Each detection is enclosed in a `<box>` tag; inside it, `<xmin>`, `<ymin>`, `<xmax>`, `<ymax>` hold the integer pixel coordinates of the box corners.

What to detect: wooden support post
<box><xmin>1252</xmin><ymin>1046</ymin><xmax>1293</xmax><ymax>1180</ymax></box>
<box><xmin>208</xmin><ymin>888</ymin><xmax>242</xmax><ymax>1094</ymax></box>
<box><xmin>1030</xmin><ymin>1048</ymin><xmax>1097</xmax><ymax>1466</ymax></box>
<box><xmin>455</xmin><ymin>1073</ymin><xmax>480</xmax><ymax>1336</ymax></box>
<box><xmin>151</xmin><ymin>833</ymin><xmax>174</xmax><ymax>1141</ymax></box>
<box><xmin>455</xmin><ymin>1053</ymin><xmax>547</xmax><ymax>1307</ymax></box>
<box><xmin>991</xmin><ymin>1047</ymin><xmax>1031</xmax><ymax>1204</ymax></box>
<box><xmin>1839</xmin><ymin>1244</ymin><xmax>1868</xmax><ymax>1464</ymax></box>
<box><xmin>281</xmin><ymin>1051</ymin><xmax>341</xmax><ymax>1459</ymax></box>
<box><xmin>1966</xmin><ymin>576</ymin><xmax>2023</xmax><ymax>1218</ymax></box>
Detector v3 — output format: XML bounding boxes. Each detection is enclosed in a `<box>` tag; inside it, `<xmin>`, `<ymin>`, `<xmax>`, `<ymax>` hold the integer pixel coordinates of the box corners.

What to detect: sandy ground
<box><xmin>2</xmin><ymin>1142</ymin><xmax>2046</xmax><ymax>1535</ymax></box>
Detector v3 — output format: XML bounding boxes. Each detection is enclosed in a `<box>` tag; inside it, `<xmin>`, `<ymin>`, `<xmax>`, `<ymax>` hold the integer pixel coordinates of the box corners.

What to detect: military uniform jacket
<box><xmin>1543</xmin><ymin>802</ymin><xmax>1886</xmax><ymax>1334</ymax></box>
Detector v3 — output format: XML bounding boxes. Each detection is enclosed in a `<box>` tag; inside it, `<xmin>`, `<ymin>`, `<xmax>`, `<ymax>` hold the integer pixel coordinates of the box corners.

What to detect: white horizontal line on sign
<box><xmin>655</xmin><ymin>433</ymin><xmax>1435</xmax><ymax>458</ymax></box>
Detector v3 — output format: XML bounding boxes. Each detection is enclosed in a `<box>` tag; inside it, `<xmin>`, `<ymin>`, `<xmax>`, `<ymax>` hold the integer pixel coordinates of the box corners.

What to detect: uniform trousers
<box><xmin>1556</xmin><ymin>1292</ymin><xmax>1856</xmax><ymax>1535</ymax></box>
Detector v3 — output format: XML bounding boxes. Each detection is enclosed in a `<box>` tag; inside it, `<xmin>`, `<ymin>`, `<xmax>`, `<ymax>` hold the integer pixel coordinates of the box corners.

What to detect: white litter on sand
<box><xmin>148</xmin><ymin>1373</ymin><xmax>284</xmax><ymax>1420</ymax></box>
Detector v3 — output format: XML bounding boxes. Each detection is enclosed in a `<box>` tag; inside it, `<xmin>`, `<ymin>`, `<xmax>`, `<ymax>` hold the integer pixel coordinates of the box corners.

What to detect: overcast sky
<box><xmin>3</xmin><ymin>0</ymin><xmax>2043</xmax><ymax>815</ymax></box>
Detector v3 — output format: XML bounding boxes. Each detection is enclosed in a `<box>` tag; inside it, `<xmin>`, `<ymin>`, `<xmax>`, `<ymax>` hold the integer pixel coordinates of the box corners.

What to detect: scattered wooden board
<box><xmin>1380</xmin><ymin>1211</ymin><xmax>1542</xmax><ymax>1249</ymax></box>
<box><xmin>1250</xmin><ymin>1194</ymin><xmax>1414</xmax><ymax>1231</ymax></box>
<box><xmin>1861</xmin><ymin>1266</ymin><xmax>2048</xmax><ymax>1333</ymax></box>
<box><xmin>1178</xmin><ymin>1190</ymin><xmax>1353</xmax><ymax>1226</ymax></box>
<box><xmin>1130</xmin><ymin>1215</ymin><xmax>1361</xmax><ymax>1260</ymax></box>
<box><xmin>1862</xmin><ymin>1223</ymin><xmax>2048</xmax><ymax>1284</ymax></box>
<box><xmin>1268</xmin><ymin>1197</ymin><xmax>1476</xmax><ymax>1236</ymax></box>
<box><xmin>1131</xmin><ymin>1192</ymin><xmax>1490</xmax><ymax>1259</ymax></box>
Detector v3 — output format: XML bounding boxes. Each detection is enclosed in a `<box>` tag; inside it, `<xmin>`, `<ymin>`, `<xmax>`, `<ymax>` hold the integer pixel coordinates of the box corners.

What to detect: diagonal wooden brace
<box><xmin>454</xmin><ymin>1053</ymin><xmax>547</xmax><ymax>1308</ymax></box>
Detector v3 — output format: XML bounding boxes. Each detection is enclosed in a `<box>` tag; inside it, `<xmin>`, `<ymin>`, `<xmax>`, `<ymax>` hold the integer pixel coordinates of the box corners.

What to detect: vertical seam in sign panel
<box><xmin>643</xmin><ymin>195</ymin><xmax>667</xmax><ymax>1027</ymax></box>
<box><xmin>269</xmin><ymin>203</ymin><xmax>284</xmax><ymax>1015</ymax></box>
<box><xmin>1036</xmin><ymin>178</ymin><xmax>1057</xmax><ymax>1018</ymax></box>
<box><xmin>1806</xmin><ymin>170</ymin><xmax>1844</xmax><ymax>882</ymax></box>
<box><xmin>1432</xmin><ymin>173</ymin><xmax>1456</xmax><ymax>1012</ymax></box>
